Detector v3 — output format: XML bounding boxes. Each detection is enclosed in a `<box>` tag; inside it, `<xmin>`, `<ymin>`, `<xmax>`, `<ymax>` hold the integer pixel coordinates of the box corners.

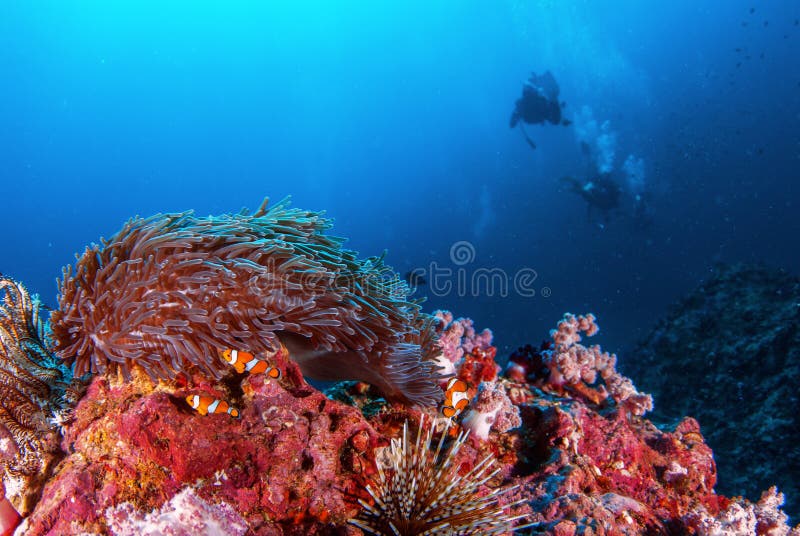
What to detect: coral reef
<box><xmin>626</xmin><ymin>263</ymin><xmax>800</xmax><ymax>520</ymax></box>
<box><xmin>3</xmin><ymin>203</ymin><xmax>798</xmax><ymax>535</ymax></box>
<box><xmin>50</xmin><ymin>198</ymin><xmax>443</xmax><ymax>406</ymax></box>
<box><xmin>0</xmin><ymin>277</ymin><xmax>85</xmax><ymax>520</ymax></box>
<box><xmin>10</xmin><ymin>307</ymin><xmax>797</xmax><ymax>534</ymax></box>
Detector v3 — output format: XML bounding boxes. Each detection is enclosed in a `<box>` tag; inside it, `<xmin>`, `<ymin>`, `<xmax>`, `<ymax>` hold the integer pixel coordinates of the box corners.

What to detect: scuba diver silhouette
<box><xmin>560</xmin><ymin>173</ymin><xmax>622</xmax><ymax>226</ymax></box>
<box><xmin>510</xmin><ymin>71</ymin><xmax>571</xmax><ymax>150</ymax></box>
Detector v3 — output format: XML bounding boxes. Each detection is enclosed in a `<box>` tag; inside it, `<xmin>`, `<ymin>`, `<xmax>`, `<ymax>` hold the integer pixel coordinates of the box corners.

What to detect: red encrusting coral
<box><xmin>22</xmin><ymin>367</ymin><xmax>379</xmax><ymax>535</ymax></box>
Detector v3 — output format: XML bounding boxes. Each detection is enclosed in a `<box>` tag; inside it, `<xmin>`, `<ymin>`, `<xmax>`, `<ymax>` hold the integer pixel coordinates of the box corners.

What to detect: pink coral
<box><xmin>551</xmin><ymin>312</ymin><xmax>599</xmax><ymax>346</ymax></box>
<box><xmin>105</xmin><ymin>487</ymin><xmax>249</xmax><ymax>536</ymax></box>
<box><xmin>432</xmin><ymin>310</ymin><xmax>496</xmax><ymax>380</ymax></box>
<box><xmin>685</xmin><ymin>487</ymin><xmax>800</xmax><ymax>536</ymax></box>
<box><xmin>540</xmin><ymin>313</ymin><xmax>653</xmax><ymax>415</ymax></box>
<box><xmin>431</xmin><ymin>311</ymin><xmax>499</xmax><ymax>403</ymax></box>
<box><xmin>432</xmin><ymin>310</ymin><xmax>466</xmax><ymax>372</ymax></box>
<box><xmin>461</xmin><ymin>381</ymin><xmax>521</xmax><ymax>440</ymax></box>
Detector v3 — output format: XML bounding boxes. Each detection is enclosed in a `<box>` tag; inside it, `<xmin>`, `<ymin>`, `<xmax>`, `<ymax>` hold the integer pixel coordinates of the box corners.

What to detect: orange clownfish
<box><xmin>185</xmin><ymin>394</ymin><xmax>240</xmax><ymax>418</ymax></box>
<box><xmin>219</xmin><ymin>349</ymin><xmax>281</xmax><ymax>379</ymax></box>
<box><xmin>441</xmin><ymin>378</ymin><xmax>469</xmax><ymax>419</ymax></box>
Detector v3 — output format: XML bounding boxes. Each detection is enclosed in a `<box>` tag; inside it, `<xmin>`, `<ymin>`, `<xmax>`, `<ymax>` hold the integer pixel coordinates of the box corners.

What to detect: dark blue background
<box><xmin>1</xmin><ymin>1</ymin><xmax>798</xmax><ymax>357</ymax></box>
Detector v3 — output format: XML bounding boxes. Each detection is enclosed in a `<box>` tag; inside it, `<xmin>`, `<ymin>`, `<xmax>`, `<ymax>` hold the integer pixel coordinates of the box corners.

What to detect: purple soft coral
<box><xmin>541</xmin><ymin>313</ymin><xmax>653</xmax><ymax>415</ymax></box>
<box><xmin>431</xmin><ymin>310</ymin><xmax>494</xmax><ymax>379</ymax></box>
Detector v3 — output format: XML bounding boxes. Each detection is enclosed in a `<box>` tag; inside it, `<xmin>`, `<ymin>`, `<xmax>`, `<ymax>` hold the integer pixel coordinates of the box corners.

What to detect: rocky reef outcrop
<box><xmin>626</xmin><ymin>263</ymin><xmax>800</xmax><ymax>523</ymax></box>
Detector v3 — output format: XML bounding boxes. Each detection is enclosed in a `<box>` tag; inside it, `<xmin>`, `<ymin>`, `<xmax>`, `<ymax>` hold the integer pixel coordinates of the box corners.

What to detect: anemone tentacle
<box><xmin>51</xmin><ymin>198</ymin><xmax>444</xmax><ymax>406</ymax></box>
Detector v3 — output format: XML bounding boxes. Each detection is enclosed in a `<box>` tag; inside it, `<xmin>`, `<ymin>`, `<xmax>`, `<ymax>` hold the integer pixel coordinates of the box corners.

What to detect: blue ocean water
<box><xmin>1</xmin><ymin>0</ymin><xmax>798</xmax><ymax>358</ymax></box>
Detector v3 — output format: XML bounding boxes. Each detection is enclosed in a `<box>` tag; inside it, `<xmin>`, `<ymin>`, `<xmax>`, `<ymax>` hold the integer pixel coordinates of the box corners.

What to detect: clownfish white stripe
<box><xmin>207</xmin><ymin>399</ymin><xmax>220</xmax><ymax>413</ymax></box>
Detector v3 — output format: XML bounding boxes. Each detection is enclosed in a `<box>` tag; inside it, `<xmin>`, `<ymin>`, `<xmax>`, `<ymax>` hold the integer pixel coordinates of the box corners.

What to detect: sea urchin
<box><xmin>350</xmin><ymin>415</ymin><xmax>530</xmax><ymax>535</ymax></box>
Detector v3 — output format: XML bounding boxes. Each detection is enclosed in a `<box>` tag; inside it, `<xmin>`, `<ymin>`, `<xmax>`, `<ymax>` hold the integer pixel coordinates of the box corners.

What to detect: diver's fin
<box><xmin>519</xmin><ymin>124</ymin><xmax>537</xmax><ymax>150</ymax></box>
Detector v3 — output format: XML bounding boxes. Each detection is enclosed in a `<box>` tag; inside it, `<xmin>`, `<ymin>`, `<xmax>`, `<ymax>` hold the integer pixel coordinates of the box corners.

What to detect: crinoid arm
<box><xmin>0</xmin><ymin>276</ymin><xmax>85</xmax><ymax>517</ymax></box>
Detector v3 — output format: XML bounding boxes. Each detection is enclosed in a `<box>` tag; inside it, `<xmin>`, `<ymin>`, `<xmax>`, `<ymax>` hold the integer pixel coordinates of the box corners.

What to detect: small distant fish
<box><xmin>185</xmin><ymin>394</ymin><xmax>240</xmax><ymax>418</ymax></box>
<box><xmin>735</xmin><ymin>47</ymin><xmax>742</xmax><ymax>52</ymax></box>
<box><xmin>737</xmin><ymin>62</ymin><xmax>742</xmax><ymax>68</ymax></box>
<box><xmin>763</xmin><ymin>20</ymin><xmax>769</xmax><ymax>27</ymax></box>
<box><xmin>403</xmin><ymin>270</ymin><xmax>427</xmax><ymax>288</ymax></box>
<box><xmin>440</xmin><ymin>378</ymin><xmax>469</xmax><ymax>419</ymax></box>
<box><xmin>742</xmin><ymin>21</ymin><xmax>749</xmax><ymax>27</ymax></box>
<box><xmin>561</xmin><ymin>119</ymin><xmax>573</xmax><ymax>127</ymax></box>
<box><xmin>220</xmin><ymin>348</ymin><xmax>281</xmax><ymax>378</ymax></box>
<box><xmin>749</xmin><ymin>7</ymin><xmax>755</xmax><ymax>14</ymax></box>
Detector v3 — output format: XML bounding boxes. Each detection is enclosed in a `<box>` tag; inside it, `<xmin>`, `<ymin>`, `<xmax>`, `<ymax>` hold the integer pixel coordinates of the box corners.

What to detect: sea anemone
<box><xmin>350</xmin><ymin>415</ymin><xmax>530</xmax><ymax>535</ymax></box>
<box><xmin>50</xmin><ymin>198</ymin><xmax>444</xmax><ymax>406</ymax></box>
<box><xmin>0</xmin><ymin>276</ymin><xmax>83</xmax><ymax>518</ymax></box>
